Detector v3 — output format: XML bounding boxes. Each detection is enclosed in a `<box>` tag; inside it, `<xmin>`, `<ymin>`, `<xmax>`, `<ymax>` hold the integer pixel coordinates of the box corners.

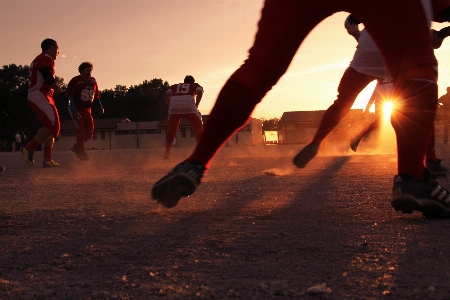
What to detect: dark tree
<box><xmin>262</xmin><ymin>117</ymin><xmax>280</xmax><ymax>131</ymax></box>
<box><xmin>0</xmin><ymin>64</ymin><xmax>37</xmax><ymax>142</ymax></box>
<box><xmin>124</xmin><ymin>79</ymin><xmax>169</xmax><ymax>121</ymax></box>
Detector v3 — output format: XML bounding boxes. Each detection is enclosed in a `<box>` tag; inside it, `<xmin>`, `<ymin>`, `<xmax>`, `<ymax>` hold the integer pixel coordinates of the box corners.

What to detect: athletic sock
<box><xmin>43</xmin><ymin>146</ymin><xmax>52</xmax><ymax>162</ymax></box>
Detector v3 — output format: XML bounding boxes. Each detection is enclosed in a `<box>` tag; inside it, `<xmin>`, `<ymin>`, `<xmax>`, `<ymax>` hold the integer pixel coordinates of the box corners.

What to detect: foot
<box><xmin>391</xmin><ymin>170</ymin><xmax>450</xmax><ymax>218</ymax></box>
<box><xmin>71</xmin><ymin>145</ymin><xmax>89</xmax><ymax>161</ymax></box>
<box><xmin>43</xmin><ymin>160</ymin><xmax>60</xmax><ymax>168</ymax></box>
<box><xmin>164</xmin><ymin>151</ymin><xmax>170</xmax><ymax>159</ymax></box>
<box><xmin>426</xmin><ymin>158</ymin><xmax>449</xmax><ymax>178</ymax></box>
<box><xmin>293</xmin><ymin>143</ymin><xmax>318</xmax><ymax>168</ymax></box>
<box><xmin>350</xmin><ymin>136</ymin><xmax>361</xmax><ymax>152</ymax></box>
<box><xmin>152</xmin><ymin>161</ymin><xmax>205</xmax><ymax>208</ymax></box>
<box><xmin>22</xmin><ymin>148</ymin><xmax>35</xmax><ymax>166</ymax></box>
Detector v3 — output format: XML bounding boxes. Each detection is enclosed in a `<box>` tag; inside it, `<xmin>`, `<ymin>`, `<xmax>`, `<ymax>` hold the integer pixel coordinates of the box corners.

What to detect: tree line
<box><xmin>0</xmin><ymin>63</ymin><xmax>280</xmax><ymax>145</ymax></box>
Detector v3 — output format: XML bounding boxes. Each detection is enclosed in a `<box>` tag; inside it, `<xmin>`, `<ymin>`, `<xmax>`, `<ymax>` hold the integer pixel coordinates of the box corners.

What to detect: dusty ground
<box><xmin>2</xmin><ymin>139</ymin><xmax>450</xmax><ymax>299</ymax></box>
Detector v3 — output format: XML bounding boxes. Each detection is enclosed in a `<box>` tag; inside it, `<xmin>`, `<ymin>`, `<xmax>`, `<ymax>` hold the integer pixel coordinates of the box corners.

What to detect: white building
<box><xmin>53</xmin><ymin>116</ymin><xmax>264</xmax><ymax>151</ymax></box>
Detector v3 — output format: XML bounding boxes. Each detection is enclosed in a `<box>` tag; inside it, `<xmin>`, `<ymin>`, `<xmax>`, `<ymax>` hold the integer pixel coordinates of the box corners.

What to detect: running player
<box><xmin>164</xmin><ymin>75</ymin><xmax>203</xmax><ymax>159</ymax></box>
<box><xmin>293</xmin><ymin>14</ymin><xmax>390</xmax><ymax>168</ymax></box>
<box><xmin>66</xmin><ymin>62</ymin><xmax>103</xmax><ymax>161</ymax></box>
<box><xmin>153</xmin><ymin>0</ymin><xmax>450</xmax><ymax>218</ymax></box>
<box><xmin>23</xmin><ymin>38</ymin><xmax>70</xmax><ymax>168</ymax></box>
<box><xmin>348</xmin><ymin>24</ymin><xmax>450</xmax><ymax>177</ymax></box>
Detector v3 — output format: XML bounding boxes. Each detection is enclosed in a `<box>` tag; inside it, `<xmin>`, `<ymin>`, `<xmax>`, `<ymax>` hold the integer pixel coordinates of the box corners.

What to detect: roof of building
<box><xmin>279</xmin><ymin>109</ymin><xmax>363</xmax><ymax>123</ymax></box>
<box><xmin>60</xmin><ymin>118</ymin><xmax>130</xmax><ymax>131</ymax></box>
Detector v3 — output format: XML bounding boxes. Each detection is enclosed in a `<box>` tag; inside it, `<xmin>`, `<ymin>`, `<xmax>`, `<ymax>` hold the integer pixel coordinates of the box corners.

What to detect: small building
<box><xmin>278</xmin><ymin>109</ymin><xmax>365</xmax><ymax>144</ymax></box>
<box><xmin>157</xmin><ymin>116</ymin><xmax>264</xmax><ymax>148</ymax></box>
<box><xmin>55</xmin><ymin>118</ymin><xmax>132</xmax><ymax>151</ymax></box>
<box><xmin>53</xmin><ymin>116</ymin><xmax>264</xmax><ymax>151</ymax></box>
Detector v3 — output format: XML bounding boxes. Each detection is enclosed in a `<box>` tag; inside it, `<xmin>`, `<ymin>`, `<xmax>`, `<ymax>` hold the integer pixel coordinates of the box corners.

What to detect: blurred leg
<box><xmin>311</xmin><ymin>68</ymin><xmax>376</xmax><ymax>145</ymax></box>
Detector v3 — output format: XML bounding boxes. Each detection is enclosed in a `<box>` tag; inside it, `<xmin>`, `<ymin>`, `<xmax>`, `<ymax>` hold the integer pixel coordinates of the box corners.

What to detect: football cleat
<box><xmin>350</xmin><ymin>136</ymin><xmax>361</xmax><ymax>152</ymax></box>
<box><xmin>293</xmin><ymin>143</ymin><xmax>319</xmax><ymax>168</ymax></box>
<box><xmin>391</xmin><ymin>170</ymin><xmax>450</xmax><ymax>218</ymax></box>
<box><xmin>71</xmin><ymin>145</ymin><xmax>89</xmax><ymax>161</ymax></box>
<box><xmin>43</xmin><ymin>160</ymin><xmax>60</xmax><ymax>168</ymax></box>
<box><xmin>426</xmin><ymin>159</ymin><xmax>449</xmax><ymax>178</ymax></box>
<box><xmin>152</xmin><ymin>161</ymin><xmax>205</xmax><ymax>208</ymax></box>
<box><xmin>23</xmin><ymin>148</ymin><xmax>35</xmax><ymax>166</ymax></box>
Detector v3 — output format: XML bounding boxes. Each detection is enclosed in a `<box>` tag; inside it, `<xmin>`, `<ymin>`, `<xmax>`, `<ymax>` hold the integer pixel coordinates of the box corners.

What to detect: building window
<box><xmin>101</xmin><ymin>130</ymin><xmax>106</xmax><ymax>140</ymax></box>
<box><xmin>93</xmin><ymin>131</ymin><xmax>98</xmax><ymax>140</ymax></box>
<box><xmin>61</xmin><ymin>131</ymin><xmax>77</xmax><ymax>137</ymax></box>
<box><xmin>181</xmin><ymin>128</ymin><xmax>186</xmax><ymax>138</ymax></box>
<box><xmin>139</xmin><ymin>129</ymin><xmax>162</xmax><ymax>134</ymax></box>
<box><xmin>191</xmin><ymin>128</ymin><xmax>195</xmax><ymax>137</ymax></box>
<box><xmin>115</xmin><ymin>130</ymin><xmax>137</xmax><ymax>135</ymax></box>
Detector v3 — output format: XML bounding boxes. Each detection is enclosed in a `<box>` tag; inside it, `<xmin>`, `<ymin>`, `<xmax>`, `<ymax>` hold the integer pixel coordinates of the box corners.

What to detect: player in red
<box><xmin>164</xmin><ymin>75</ymin><xmax>203</xmax><ymax>159</ymax></box>
<box><xmin>292</xmin><ymin>13</ymin><xmax>450</xmax><ymax>178</ymax></box>
<box><xmin>65</xmin><ymin>62</ymin><xmax>103</xmax><ymax>161</ymax></box>
<box><xmin>23</xmin><ymin>38</ymin><xmax>70</xmax><ymax>168</ymax></box>
<box><xmin>153</xmin><ymin>0</ymin><xmax>450</xmax><ymax>218</ymax></box>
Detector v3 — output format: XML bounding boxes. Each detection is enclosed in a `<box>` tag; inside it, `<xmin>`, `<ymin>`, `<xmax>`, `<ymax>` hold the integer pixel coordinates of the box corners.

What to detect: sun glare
<box><xmin>383</xmin><ymin>101</ymin><xmax>394</xmax><ymax>120</ymax></box>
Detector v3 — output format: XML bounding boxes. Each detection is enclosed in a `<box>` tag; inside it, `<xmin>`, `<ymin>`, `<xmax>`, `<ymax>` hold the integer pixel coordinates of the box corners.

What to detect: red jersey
<box><xmin>167</xmin><ymin>82</ymin><xmax>203</xmax><ymax>115</ymax></box>
<box><xmin>28</xmin><ymin>53</ymin><xmax>55</xmax><ymax>100</ymax></box>
<box><xmin>65</xmin><ymin>75</ymin><xmax>101</xmax><ymax>110</ymax></box>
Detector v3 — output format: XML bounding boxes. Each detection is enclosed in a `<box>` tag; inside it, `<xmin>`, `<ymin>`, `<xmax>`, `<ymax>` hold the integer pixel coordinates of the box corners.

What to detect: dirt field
<box><xmin>2</xmin><ymin>142</ymin><xmax>450</xmax><ymax>299</ymax></box>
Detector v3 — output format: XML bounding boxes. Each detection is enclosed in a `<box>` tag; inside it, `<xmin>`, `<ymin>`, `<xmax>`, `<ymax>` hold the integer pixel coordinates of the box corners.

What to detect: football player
<box><xmin>66</xmin><ymin>62</ymin><xmax>103</xmax><ymax>161</ymax></box>
<box><xmin>164</xmin><ymin>75</ymin><xmax>203</xmax><ymax>159</ymax></box>
<box><xmin>23</xmin><ymin>38</ymin><xmax>69</xmax><ymax>168</ymax></box>
<box><xmin>153</xmin><ymin>0</ymin><xmax>450</xmax><ymax>218</ymax></box>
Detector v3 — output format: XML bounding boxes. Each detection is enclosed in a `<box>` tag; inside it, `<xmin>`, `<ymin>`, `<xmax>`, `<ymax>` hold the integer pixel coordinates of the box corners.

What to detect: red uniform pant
<box><xmin>73</xmin><ymin>109</ymin><xmax>94</xmax><ymax>153</ymax></box>
<box><xmin>166</xmin><ymin>113</ymin><xmax>203</xmax><ymax>152</ymax></box>
<box><xmin>27</xmin><ymin>93</ymin><xmax>60</xmax><ymax>138</ymax></box>
<box><xmin>311</xmin><ymin>67</ymin><xmax>377</xmax><ymax>145</ymax></box>
<box><xmin>188</xmin><ymin>0</ymin><xmax>437</xmax><ymax>181</ymax></box>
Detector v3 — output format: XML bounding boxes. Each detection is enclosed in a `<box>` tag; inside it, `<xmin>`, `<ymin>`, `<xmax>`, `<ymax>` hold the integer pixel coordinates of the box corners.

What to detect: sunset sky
<box><xmin>2</xmin><ymin>0</ymin><xmax>450</xmax><ymax>119</ymax></box>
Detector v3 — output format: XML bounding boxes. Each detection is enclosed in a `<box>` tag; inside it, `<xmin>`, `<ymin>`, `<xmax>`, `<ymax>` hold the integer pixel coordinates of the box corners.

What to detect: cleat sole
<box><xmin>152</xmin><ymin>174</ymin><xmax>197</xmax><ymax>208</ymax></box>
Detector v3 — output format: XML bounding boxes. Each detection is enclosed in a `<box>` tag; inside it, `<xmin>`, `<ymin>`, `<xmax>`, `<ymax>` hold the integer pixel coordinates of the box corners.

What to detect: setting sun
<box><xmin>383</xmin><ymin>101</ymin><xmax>394</xmax><ymax>120</ymax></box>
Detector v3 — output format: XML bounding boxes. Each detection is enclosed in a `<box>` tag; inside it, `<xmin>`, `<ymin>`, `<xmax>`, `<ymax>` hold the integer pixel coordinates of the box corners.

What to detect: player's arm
<box><xmin>40</xmin><ymin>66</ymin><xmax>72</xmax><ymax>107</ymax></box>
<box><xmin>195</xmin><ymin>87</ymin><xmax>203</xmax><ymax>107</ymax></box>
<box><xmin>344</xmin><ymin>14</ymin><xmax>361</xmax><ymax>41</ymax></box>
<box><xmin>40</xmin><ymin>66</ymin><xmax>64</xmax><ymax>94</ymax></box>
<box><xmin>93</xmin><ymin>98</ymin><xmax>104</xmax><ymax>115</ymax></box>
<box><xmin>92</xmin><ymin>82</ymin><xmax>104</xmax><ymax>115</ymax></box>
<box><xmin>165</xmin><ymin>89</ymin><xmax>173</xmax><ymax>105</ymax></box>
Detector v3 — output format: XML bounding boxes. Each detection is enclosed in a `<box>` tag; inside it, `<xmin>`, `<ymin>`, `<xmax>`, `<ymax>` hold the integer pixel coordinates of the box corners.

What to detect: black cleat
<box><xmin>350</xmin><ymin>136</ymin><xmax>361</xmax><ymax>152</ymax></box>
<box><xmin>426</xmin><ymin>158</ymin><xmax>449</xmax><ymax>178</ymax></box>
<box><xmin>152</xmin><ymin>161</ymin><xmax>205</xmax><ymax>208</ymax></box>
<box><xmin>391</xmin><ymin>170</ymin><xmax>450</xmax><ymax>218</ymax></box>
<box><xmin>71</xmin><ymin>145</ymin><xmax>89</xmax><ymax>161</ymax></box>
<box><xmin>293</xmin><ymin>143</ymin><xmax>318</xmax><ymax>168</ymax></box>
